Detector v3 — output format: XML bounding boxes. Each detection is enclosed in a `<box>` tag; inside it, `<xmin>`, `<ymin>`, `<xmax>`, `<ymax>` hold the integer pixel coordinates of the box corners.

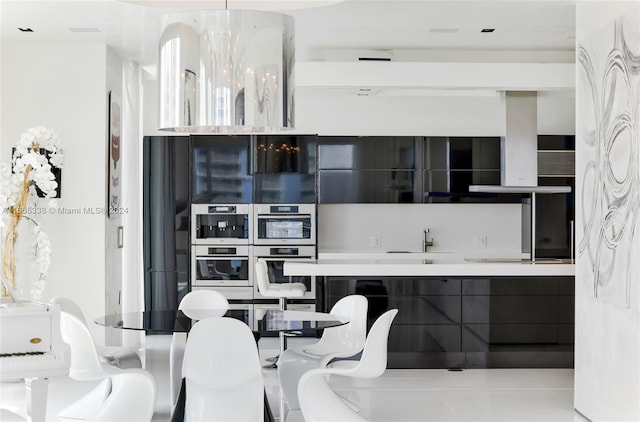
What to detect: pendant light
<box><xmin>158</xmin><ymin>7</ymin><xmax>295</xmax><ymax>133</ymax></box>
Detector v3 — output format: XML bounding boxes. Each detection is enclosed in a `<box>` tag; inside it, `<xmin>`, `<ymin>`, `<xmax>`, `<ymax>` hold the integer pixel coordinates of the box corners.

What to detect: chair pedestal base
<box><xmin>263</xmin><ymin>297</ymin><xmax>289</xmax><ymax>369</ymax></box>
<box><xmin>279</xmin><ymin>297</ymin><xmax>288</xmax><ymax>354</ymax></box>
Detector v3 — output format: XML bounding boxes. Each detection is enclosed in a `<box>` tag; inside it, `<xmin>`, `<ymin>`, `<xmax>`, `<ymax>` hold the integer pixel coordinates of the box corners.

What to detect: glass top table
<box><xmin>95</xmin><ymin>309</ymin><xmax>346</xmax><ymax>422</ymax></box>
<box><xmin>96</xmin><ymin>309</ymin><xmax>347</xmax><ymax>422</ymax></box>
<box><xmin>95</xmin><ymin>309</ymin><xmax>348</xmax><ymax>334</ymax></box>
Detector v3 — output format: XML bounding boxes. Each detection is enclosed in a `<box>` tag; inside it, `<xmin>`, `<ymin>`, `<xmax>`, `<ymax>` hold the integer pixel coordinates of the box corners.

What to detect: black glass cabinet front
<box><xmin>324</xmin><ymin>276</ymin><xmax>574</xmax><ymax>369</ymax></box>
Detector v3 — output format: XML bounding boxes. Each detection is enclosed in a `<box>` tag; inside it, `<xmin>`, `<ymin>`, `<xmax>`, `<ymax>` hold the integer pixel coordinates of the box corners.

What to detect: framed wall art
<box><xmin>108</xmin><ymin>91</ymin><xmax>122</xmax><ymax>217</ymax></box>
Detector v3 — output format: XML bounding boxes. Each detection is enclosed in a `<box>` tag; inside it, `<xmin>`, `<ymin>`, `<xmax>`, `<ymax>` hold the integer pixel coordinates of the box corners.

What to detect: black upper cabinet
<box><xmin>317</xmin><ymin>136</ymin><xmax>509</xmax><ymax>203</ymax></box>
<box><xmin>253</xmin><ymin>173</ymin><xmax>317</xmax><ymax>204</ymax></box>
<box><xmin>319</xmin><ymin>136</ymin><xmax>416</xmax><ymax>170</ymax></box>
<box><xmin>318</xmin><ymin>136</ymin><xmax>418</xmax><ymax>203</ymax></box>
<box><xmin>254</xmin><ymin>135</ymin><xmax>316</xmax><ymax>174</ymax></box>
<box><xmin>536</xmin><ymin>135</ymin><xmax>575</xmax><ymax>259</ymax></box>
<box><xmin>426</xmin><ymin>137</ymin><xmax>500</xmax><ymax>170</ymax></box>
<box><xmin>253</xmin><ymin>135</ymin><xmax>317</xmax><ymax>204</ymax></box>
<box><xmin>190</xmin><ymin>135</ymin><xmax>318</xmax><ymax>204</ymax></box>
<box><xmin>319</xmin><ymin>170</ymin><xmax>417</xmax><ymax>203</ymax></box>
<box><xmin>423</xmin><ymin>137</ymin><xmax>516</xmax><ymax>203</ymax></box>
<box><xmin>191</xmin><ymin>135</ymin><xmax>253</xmax><ymax>204</ymax></box>
<box><xmin>537</xmin><ymin>135</ymin><xmax>575</xmax><ymax>150</ymax></box>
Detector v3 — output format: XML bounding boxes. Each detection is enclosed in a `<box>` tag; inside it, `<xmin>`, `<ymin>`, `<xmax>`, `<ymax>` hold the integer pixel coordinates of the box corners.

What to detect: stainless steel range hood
<box><xmin>469</xmin><ymin>91</ymin><xmax>570</xmax><ymax>194</ymax></box>
<box><xmin>469</xmin><ymin>91</ymin><xmax>572</xmax><ymax>262</ymax></box>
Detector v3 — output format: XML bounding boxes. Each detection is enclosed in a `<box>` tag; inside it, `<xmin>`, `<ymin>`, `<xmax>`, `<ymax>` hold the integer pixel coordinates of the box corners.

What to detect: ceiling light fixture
<box><xmin>18</xmin><ymin>27</ymin><xmax>33</xmax><ymax>32</ymax></box>
<box><xmin>157</xmin><ymin>8</ymin><xmax>295</xmax><ymax>134</ymax></box>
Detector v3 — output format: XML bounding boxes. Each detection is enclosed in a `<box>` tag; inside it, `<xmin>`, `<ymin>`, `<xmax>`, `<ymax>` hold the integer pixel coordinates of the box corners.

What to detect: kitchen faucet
<box><xmin>423</xmin><ymin>228</ymin><xmax>434</xmax><ymax>252</ymax></box>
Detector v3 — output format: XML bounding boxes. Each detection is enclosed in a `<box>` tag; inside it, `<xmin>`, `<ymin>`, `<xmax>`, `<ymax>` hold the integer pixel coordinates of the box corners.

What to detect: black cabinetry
<box><xmin>190</xmin><ymin>134</ymin><xmax>317</xmax><ymax>204</ymax></box>
<box><xmin>191</xmin><ymin>135</ymin><xmax>252</xmax><ymax>204</ymax></box>
<box><xmin>318</xmin><ymin>136</ymin><xmax>418</xmax><ymax>203</ymax></box>
<box><xmin>143</xmin><ymin>136</ymin><xmax>190</xmax><ymax>312</ymax></box>
<box><xmin>424</xmin><ymin>137</ymin><xmax>515</xmax><ymax>203</ymax></box>
<box><xmin>254</xmin><ymin>135</ymin><xmax>317</xmax><ymax>203</ymax></box>
<box><xmin>144</xmin><ymin>134</ymin><xmax>318</xmax><ymax>313</ymax></box>
<box><xmin>324</xmin><ymin>276</ymin><xmax>574</xmax><ymax>369</ymax></box>
<box><xmin>317</xmin><ymin>136</ymin><xmax>517</xmax><ymax>203</ymax></box>
<box><xmin>536</xmin><ymin>135</ymin><xmax>575</xmax><ymax>258</ymax></box>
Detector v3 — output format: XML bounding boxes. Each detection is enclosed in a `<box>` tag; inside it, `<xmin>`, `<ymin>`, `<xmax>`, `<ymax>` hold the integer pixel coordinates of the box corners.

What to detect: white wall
<box><xmin>121</xmin><ymin>60</ymin><xmax>144</xmax><ymax>350</ymax></box>
<box><xmin>575</xmin><ymin>2</ymin><xmax>640</xmax><ymax>421</ymax></box>
<box><xmin>295</xmin><ymin>89</ymin><xmax>574</xmax><ymax>137</ymax></box>
<box><xmin>103</xmin><ymin>49</ymin><xmax>145</xmax><ymax>349</ymax></box>
<box><xmin>0</xmin><ymin>43</ymin><xmax>108</xmax><ymax>340</ymax></box>
<box><xmin>1</xmin><ymin>43</ymin><xmax>144</xmax><ymax>346</ymax></box>
<box><xmin>142</xmin><ymin>72</ymin><xmax>166</xmax><ymax>137</ymax></box>
<box><xmin>142</xmin><ymin>56</ymin><xmax>575</xmax><ymax>137</ymax></box>
<box><xmin>318</xmin><ymin>203</ymin><xmax>522</xmax><ymax>256</ymax></box>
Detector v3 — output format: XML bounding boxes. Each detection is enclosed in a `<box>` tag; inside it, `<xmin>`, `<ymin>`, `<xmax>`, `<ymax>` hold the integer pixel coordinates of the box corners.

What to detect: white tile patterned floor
<box><xmin>0</xmin><ymin>335</ymin><xmax>588</xmax><ymax>421</ymax></box>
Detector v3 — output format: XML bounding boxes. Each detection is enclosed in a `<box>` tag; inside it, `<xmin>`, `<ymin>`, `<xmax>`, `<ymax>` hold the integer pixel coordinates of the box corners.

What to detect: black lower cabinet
<box><xmin>323</xmin><ymin>276</ymin><xmax>574</xmax><ymax>369</ymax></box>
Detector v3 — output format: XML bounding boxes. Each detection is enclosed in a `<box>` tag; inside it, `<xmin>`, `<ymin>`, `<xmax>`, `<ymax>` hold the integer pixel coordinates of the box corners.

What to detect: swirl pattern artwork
<box><xmin>577</xmin><ymin>11</ymin><xmax>640</xmax><ymax>310</ymax></box>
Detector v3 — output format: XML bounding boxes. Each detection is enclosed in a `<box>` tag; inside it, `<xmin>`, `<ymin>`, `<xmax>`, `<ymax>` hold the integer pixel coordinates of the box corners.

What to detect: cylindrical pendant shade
<box><xmin>158</xmin><ymin>10</ymin><xmax>295</xmax><ymax>133</ymax></box>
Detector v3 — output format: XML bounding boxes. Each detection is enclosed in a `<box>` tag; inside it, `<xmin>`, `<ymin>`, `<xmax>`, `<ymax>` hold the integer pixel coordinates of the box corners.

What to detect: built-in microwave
<box><xmin>191</xmin><ymin>245</ymin><xmax>252</xmax><ymax>287</ymax></box>
<box><xmin>192</xmin><ymin>204</ymin><xmax>252</xmax><ymax>245</ymax></box>
<box><xmin>253</xmin><ymin>204</ymin><xmax>315</xmax><ymax>245</ymax></box>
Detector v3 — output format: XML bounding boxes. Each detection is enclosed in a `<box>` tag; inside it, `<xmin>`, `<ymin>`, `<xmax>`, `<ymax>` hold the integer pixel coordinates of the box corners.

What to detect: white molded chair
<box><xmin>58</xmin><ymin>312</ymin><xmax>156</xmax><ymax>422</ymax></box>
<box><xmin>255</xmin><ymin>258</ymin><xmax>307</xmax><ymax>367</ymax></box>
<box><xmin>278</xmin><ymin>294</ymin><xmax>369</xmax><ymax>410</ymax></box>
<box><xmin>170</xmin><ymin>290</ymin><xmax>230</xmax><ymax>409</ymax></box>
<box><xmin>297</xmin><ymin>309</ymin><xmax>399</xmax><ymax>422</ymax></box>
<box><xmin>182</xmin><ymin>317</ymin><xmax>264</xmax><ymax>421</ymax></box>
<box><xmin>255</xmin><ymin>258</ymin><xmax>306</xmax><ymax>309</ymax></box>
<box><xmin>51</xmin><ymin>297</ymin><xmax>142</xmax><ymax>369</ymax></box>
<box><xmin>177</xmin><ymin>289</ymin><xmax>230</xmax><ymax>320</ymax></box>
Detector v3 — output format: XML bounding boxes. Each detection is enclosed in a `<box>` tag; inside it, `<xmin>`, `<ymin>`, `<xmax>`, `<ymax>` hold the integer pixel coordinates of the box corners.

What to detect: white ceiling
<box><xmin>0</xmin><ymin>0</ymin><xmax>576</xmax><ymax>68</ymax></box>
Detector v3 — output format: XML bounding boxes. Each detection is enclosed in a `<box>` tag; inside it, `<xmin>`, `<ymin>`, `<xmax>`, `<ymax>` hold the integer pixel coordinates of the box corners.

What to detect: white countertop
<box><xmin>284</xmin><ymin>253</ymin><xmax>575</xmax><ymax>277</ymax></box>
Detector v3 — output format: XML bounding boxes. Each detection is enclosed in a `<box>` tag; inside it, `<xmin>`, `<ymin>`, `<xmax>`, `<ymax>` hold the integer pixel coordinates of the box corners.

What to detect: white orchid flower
<box><xmin>2</xmin><ymin>126</ymin><xmax>64</xmax><ymax>298</ymax></box>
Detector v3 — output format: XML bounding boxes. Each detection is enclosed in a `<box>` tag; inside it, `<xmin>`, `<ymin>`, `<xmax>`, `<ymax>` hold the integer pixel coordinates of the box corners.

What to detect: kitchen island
<box><xmin>283</xmin><ymin>255</ymin><xmax>575</xmax><ymax>277</ymax></box>
<box><xmin>284</xmin><ymin>254</ymin><xmax>575</xmax><ymax>369</ymax></box>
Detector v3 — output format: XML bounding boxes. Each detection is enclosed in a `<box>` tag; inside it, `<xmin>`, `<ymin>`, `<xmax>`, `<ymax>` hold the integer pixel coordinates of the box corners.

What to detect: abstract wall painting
<box><xmin>108</xmin><ymin>91</ymin><xmax>122</xmax><ymax>217</ymax></box>
<box><xmin>577</xmin><ymin>9</ymin><xmax>640</xmax><ymax>310</ymax></box>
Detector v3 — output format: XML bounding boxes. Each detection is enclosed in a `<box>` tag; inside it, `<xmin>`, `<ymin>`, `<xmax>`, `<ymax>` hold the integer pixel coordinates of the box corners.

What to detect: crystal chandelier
<box><xmin>158</xmin><ymin>9</ymin><xmax>295</xmax><ymax>133</ymax></box>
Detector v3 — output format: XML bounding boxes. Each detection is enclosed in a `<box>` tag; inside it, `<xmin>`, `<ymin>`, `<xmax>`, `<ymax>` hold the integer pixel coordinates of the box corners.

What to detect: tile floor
<box><xmin>0</xmin><ymin>335</ymin><xmax>588</xmax><ymax>421</ymax></box>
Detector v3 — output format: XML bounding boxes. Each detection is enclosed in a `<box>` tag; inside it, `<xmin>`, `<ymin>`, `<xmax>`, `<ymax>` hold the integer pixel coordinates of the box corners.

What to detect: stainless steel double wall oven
<box><xmin>144</xmin><ymin>134</ymin><xmax>318</xmax><ymax>320</ymax></box>
<box><xmin>191</xmin><ymin>203</ymin><xmax>318</xmax><ymax>326</ymax></box>
<box><xmin>252</xmin><ymin>204</ymin><xmax>316</xmax><ymax>302</ymax></box>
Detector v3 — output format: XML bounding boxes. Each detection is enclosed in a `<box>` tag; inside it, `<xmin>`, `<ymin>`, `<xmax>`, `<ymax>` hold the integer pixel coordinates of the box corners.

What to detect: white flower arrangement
<box><xmin>0</xmin><ymin>126</ymin><xmax>63</xmax><ymax>299</ymax></box>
